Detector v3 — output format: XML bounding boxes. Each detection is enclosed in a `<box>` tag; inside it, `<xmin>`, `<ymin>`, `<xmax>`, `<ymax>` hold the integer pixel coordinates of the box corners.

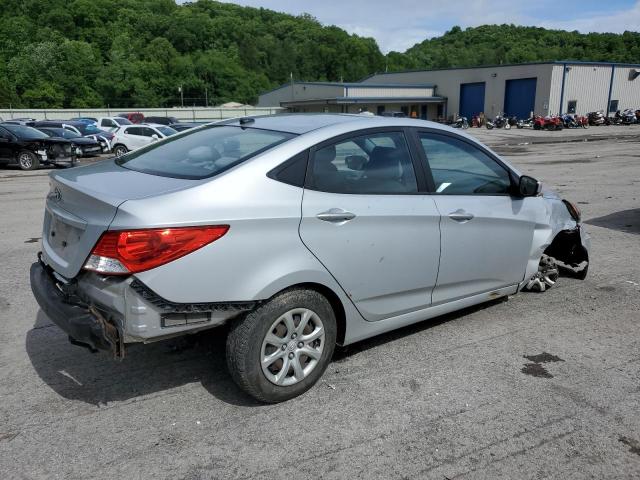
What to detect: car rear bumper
<box><xmin>29</xmin><ymin>260</ymin><xmax>121</xmax><ymax>355</ymax></box>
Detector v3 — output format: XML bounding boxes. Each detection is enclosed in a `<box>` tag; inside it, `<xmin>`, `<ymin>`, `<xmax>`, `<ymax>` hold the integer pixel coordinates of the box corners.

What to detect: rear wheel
<box><xmin>113</xmin><ymin>144</ymin><xmax>128</xmax><ymax>157</ymax></box>
<box><xmin>226</xmin><ymin>288</ymin><xmax>337</xmax><ymax>403</ymax></box>
<box><xmin>18</xmin><ymin>151</ymin><xmax>39</xmax><ymax>171</ymax></box>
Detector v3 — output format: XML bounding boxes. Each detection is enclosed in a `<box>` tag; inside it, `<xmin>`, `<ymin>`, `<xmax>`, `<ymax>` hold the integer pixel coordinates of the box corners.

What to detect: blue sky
<box><xmin>215</xmin><ymin>0</ymin><xmax>640</xmax><ymax>52</ymax></box>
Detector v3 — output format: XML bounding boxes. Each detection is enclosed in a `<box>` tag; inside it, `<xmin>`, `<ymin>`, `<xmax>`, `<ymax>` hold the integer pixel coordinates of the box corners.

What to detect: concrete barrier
<box><xmin>0</xmin><ymin>107</ymin><xmax>285</xmax><ymax>122</ymax></box>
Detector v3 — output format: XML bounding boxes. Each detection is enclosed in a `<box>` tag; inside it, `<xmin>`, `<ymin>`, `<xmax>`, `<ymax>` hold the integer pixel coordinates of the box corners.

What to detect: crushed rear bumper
<box><xmin>29</xmin><ymin>260</ymin><xmax>122</xmax><ymax>356</ymax></box>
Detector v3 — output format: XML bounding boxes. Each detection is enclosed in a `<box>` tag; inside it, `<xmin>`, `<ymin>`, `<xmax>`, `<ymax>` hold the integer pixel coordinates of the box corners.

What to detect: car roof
<box><xmin>221</xmin><ymin>113</ymin><xmax>451</xmax><ymax>135</ymax></box>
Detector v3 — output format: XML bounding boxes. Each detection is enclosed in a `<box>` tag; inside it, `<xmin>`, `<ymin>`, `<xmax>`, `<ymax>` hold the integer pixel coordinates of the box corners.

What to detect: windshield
<box><xmin>4</xmin><ymin>125</ymin><xmax>49</xmax><ymax>140</ymax></box>
<box><xmin>117</xmin><ymin>125</ymin><xmax>295</xmax><ymax>179</ymax></box>
<box><xmin>114</xmin><ymin>118</ymin><xmax>132</xmax><ymax>125</ymax></box>
<box><xmin>79</xmin><ymin>124</ymin><xmax>104</xmax><ymax>135</ymax></box>
<box><xmin>157</xmin><ymin>126</ymin><xmax>178</xmax><ymax>137</ymax></box>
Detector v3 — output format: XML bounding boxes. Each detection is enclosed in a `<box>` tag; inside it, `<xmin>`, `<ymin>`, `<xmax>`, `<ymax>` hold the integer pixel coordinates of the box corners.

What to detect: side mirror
<box><xmin>518</xmin><ymin>175</ymin><xmax>541</xmax><ymax>197</ymax></box>
<box><xmin>151</xmin><ymin>134</ymin><xmax>159</xmax><ymax>141</ymax></box>
<box><xmin>345</xmin><ymin>155</ymin><xmax>367</xmax><ymax>171</ymax></box>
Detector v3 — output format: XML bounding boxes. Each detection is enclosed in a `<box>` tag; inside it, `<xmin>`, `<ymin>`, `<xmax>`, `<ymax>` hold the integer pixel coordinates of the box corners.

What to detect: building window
<box><xmin>567</xmin><ymin>100</ymin><xmax>577</xmax><ymax>114</ymax></box>
<box><xmin>609</xmin><ymin>100</ymin><xmax>619</xmax><ymax>112</ymax></box>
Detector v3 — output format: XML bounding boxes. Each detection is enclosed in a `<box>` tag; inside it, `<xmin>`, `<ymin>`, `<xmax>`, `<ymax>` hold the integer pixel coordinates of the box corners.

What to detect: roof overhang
<box><xmin>281</xmin><ymin>96</ymin><xmax>446</xmax><ymax>107</ymax></box>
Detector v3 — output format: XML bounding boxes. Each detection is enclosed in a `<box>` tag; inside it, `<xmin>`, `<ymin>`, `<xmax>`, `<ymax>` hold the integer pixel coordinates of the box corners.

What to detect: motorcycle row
<box><xmin>452</xmin><ymin>108</ymin><xmax>640</xmax><ymax>131</ymax></box>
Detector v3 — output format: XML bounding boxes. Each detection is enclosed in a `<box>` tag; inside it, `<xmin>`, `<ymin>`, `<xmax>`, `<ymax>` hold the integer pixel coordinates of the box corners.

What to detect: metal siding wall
<box><xmin>346</xmin><ymin>87</ymin><xmax>434</xmax><ymax>97</ymax></box>
<box><xmin>548</xmin><ymin>65</ymin><xmax>564</xmax><ymax>115</ymax></box>
<box><xmin>610</xmin><ymin>67</ymin><xmax>640</xmax><ymax>110</ymax></box>
<box><xmin>363</xmin><ymin>64</ymin><xmax>555</xmax><ymax>118</ymax></box>
<box><xmin>562</xmin><ymin>65</ymin><xmax>611</xmax><ymax>114</ymax></box>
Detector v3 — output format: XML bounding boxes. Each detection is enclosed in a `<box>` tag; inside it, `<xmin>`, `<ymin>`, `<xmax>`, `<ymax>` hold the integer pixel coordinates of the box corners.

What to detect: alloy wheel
<box><xmin>18</xmin><ymin>152</ymin><xmax>33</xmax><ymax>169</ymax></box>
<box><xmin>260</xmin><ymin>308</ymin><xmax>325</xmax><ymax>386</ymax></box>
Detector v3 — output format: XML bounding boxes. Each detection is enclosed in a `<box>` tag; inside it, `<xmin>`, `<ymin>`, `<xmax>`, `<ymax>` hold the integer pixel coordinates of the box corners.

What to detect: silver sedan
<box><xmin>30</xmin><ymin>114</ymin><xmax>590</xmax><ymax>402</ymax></box>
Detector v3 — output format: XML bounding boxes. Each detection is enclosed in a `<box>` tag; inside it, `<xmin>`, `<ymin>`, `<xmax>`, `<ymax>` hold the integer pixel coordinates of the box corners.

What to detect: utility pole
<box><xmin>179</xmin><ymin>85</ymin><xmax>184</xmax><ymax>108</ymax></box>
<box><xmin>205</xmin><ymin>86</ymin><xmax>208</xmax><ymax>107</ymax></box>
<box><xmin>290</xmin><ymin>72</ymin><xmax>294</xmax><ymax>100</ymax></box>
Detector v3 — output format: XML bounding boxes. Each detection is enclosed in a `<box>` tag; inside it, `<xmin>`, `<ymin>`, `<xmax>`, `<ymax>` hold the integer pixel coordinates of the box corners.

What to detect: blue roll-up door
<box><xmin>504</xmin><ymin>78</ymin><xmax>537</xmax><ymax>118</ymax></box>
<box><xmin>459</xmin><ymin>82</ymin><xmax>485</xmax><ymax>119</ymax></box>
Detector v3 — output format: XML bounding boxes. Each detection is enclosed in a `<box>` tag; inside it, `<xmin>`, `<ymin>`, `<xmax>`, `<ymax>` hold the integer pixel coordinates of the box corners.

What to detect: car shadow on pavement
<box><xmin>26</xmin><ymin>310</ymin><xmax>262</xmax><ymax>407</ymax></box>
<box><xmin>585</xmin><ymin>208</ymin><xmax>640</xmax><ymax>235</ymax></box>
<box><xmin>26</xmin><ymin>299</ymin><xmax>507</xmax><ymax>407</ymax></box>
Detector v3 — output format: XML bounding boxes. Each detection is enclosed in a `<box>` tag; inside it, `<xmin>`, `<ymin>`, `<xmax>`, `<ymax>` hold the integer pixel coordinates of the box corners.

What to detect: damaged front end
<box><xmin>521</xmin><ymin>193</ymin><xmax>590</xmax><ymax>292</ymax></box>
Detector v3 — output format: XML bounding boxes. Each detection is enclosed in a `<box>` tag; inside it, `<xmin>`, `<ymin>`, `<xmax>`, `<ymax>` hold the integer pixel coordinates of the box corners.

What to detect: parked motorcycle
<box><xmin>621</xmin><ymin>108</ymin><xmax>636</xmax><ymax>125</ymax></box>
<box><xmin>561</xmin><ymin>114</ymin><xmax>580</xmax><ymax>129</ymax></box>
<box><xmin>588</xmin><ymin>111</ymin><xmax>609</xmax><ymax>126</ymax></box>
<box><xmin>534</xmin><ymin>115</ymin><xmax>563</xmax><ymax>131</ymax></box>
<box><xmin>516</xmin><ymin>117</ymin><xmax>535</xmax><ymax>129</ymax></box>
<box><xmin>452</xmin><ymin>116</ymin><xmax>469</xmax><ymax>129</ymax></box>
<box><xmin>486</xmin><ymin>114</ymin><xmax>510</xmax><ymax>129</ymax></box>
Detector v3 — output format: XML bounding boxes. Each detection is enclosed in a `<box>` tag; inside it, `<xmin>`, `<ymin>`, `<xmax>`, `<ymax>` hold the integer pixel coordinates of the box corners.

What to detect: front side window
<box><xmin>309</xmin><ymin>131</ymin><xmax>418</xmax><ymax>194</ymax></box>
<box><xmin>3</xmin><ymin>125</ymin><xmax>49</xmax><ymax>140</ymax></box>
<box><xmin>117</xmin><ymin>125</ymin><xmax>295</xmax><ymax>179</ymax></box>
<box><xmin>419</xmin><ymin>133</ymin><xmax>511</xmax><ymax>195</ymax></box>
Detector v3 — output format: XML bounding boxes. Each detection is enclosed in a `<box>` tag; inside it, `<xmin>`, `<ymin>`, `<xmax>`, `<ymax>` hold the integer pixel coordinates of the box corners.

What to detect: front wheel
<box><xmin>226</xmin><ymin>289</ymin><xmax>337</xmax><ymax>403</ymax></box>
<box><xmin>18</xmin><ymin>151</ymin><xmax>40</xmax><ymax>171</ymax></box>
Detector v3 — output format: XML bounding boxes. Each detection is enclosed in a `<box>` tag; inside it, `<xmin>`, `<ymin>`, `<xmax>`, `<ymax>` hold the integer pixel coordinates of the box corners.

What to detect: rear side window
<box><xmin>418</xmin><ymin>133</ymin><xmax>511</xmax><ymax>195</ymax></box>
<box><xmin>308</xmin><ymin>131</ymin><xmax>418</xmax><ymax>194</ymax></box>
<box><xmin>117</xmin><ymin>125</ymin><xmax>295</xmax><ymax>179</ymax></box>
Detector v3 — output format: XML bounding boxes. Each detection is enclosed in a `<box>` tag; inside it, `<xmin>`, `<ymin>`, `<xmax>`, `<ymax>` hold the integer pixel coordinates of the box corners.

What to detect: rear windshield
<box><xmin>114</xmin><ymin>118</ymin><xmax>132</xmax><ymax>125</ymax></box>
<box><xmin>116</xmin><ymin>125</ymin><xmax>295</xmax><ymax>179</ymax></box>
<box><xmin>4</xmin><ymin>125</ymin><xmax>49</xmax><ymax>139</ymax></box>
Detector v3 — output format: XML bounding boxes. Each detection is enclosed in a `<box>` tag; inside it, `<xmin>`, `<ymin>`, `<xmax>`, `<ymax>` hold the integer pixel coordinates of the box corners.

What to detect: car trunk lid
<box><xmin>41</xmin><ymin>159</ymin><xmax>199</xmax><ymax>278</ymax></box>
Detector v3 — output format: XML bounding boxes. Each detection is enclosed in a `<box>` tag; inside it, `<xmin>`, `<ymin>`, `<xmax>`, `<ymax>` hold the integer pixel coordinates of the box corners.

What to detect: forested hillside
<box><xmin>1</xmin><ymin>1</ymin><xmax>639</xmax><ymax>109</ymax></box>
<box><xmin>386</xmin><ymin>24</ymin><xmax>640</xmax><ymax>71</ymax></box>
<box><xmin>0</xmin><ymin>0</ymin><xmax>384</xmax><ymax>108</ymax></box>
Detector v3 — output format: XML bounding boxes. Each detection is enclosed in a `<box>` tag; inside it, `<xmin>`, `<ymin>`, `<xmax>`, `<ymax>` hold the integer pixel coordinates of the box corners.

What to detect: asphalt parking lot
<box><xmin>1</xmin><ymin>127</ymin><xmax>639</xmax><ymax>479</ymax></box>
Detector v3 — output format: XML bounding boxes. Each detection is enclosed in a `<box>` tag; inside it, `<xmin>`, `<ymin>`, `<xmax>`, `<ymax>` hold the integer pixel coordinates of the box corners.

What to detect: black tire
<box><xmin>226</xmin><ymin>288</ymin><xmax>337</xmax><ymax>403</ymax></box>
<box><xmin>17</xmin><ymin>151</ymin><xmax>40</xmax><ymax>171</ymax></box>
<box><xmin>113</xmin><ymin>144</ymin><xmax>128</xmax><ymax>157</ymax></box>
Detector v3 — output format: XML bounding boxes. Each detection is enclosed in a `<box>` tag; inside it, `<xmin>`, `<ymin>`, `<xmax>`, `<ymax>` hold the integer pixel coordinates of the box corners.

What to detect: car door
<box><xmin>414</xmin><ymin>130</ymin><xmax>539</xmax><ymax>304</ymax></box>
<box><xmin>123</xmin><ymin>127</ymin><xmax>148</xmax><ymax>150</ymax></box>
<box><xmin>299</xmin><ymin>129</ymin><xmax>441</xmax><ymax>322</ymax></box>
<box><xmin>0</xmin><ymin>127</ymin><xmax>16</xmax><ymax>161</ymax></box>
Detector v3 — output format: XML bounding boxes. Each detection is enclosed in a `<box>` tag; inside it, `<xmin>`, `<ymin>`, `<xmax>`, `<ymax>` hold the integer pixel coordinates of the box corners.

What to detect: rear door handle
<box><xmin>316</xmin><ymin>208</ymin><xmax>356</xmax><ymax>223</ymax></box>
<box><xmin>448</xmin><ymin>209</ymin><xmax>474</xmax><ymax>222</ymax></box>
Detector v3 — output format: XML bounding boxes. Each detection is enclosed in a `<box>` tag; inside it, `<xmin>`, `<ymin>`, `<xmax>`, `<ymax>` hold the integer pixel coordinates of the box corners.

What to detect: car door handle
<box><xmin>448</xmin><ymin>209</ymin><xmax>474</xmax><ymax>222</ymax></box>
<box><xmin>316</xmin><ymin>208</ymin><xmax>356</xmax><ymax>223</ymax></box>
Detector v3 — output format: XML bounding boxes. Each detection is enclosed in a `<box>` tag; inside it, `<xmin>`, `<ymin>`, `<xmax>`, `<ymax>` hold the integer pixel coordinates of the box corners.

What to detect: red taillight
<box><xmin>84</xmin><ymin>226</ymin><xmax>229</xmax><ymax>275</ymax></box>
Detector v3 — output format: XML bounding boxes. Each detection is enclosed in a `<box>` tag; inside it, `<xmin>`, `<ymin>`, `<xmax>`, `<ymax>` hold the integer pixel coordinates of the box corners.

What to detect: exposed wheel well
<box><xmin>543</xmin><ymin>228</ymin><xmax>589</xmax><ymax>279</ymax></box>
<box><xmin>274</xmin><ymin>282</ymin><xmax>346</xmax><ymax>346</ymax></box>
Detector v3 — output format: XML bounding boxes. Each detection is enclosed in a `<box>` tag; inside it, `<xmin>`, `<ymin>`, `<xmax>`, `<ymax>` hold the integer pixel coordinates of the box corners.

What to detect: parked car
<box><xmin>111</xmin><ymin>124</ymin><xmax>178</xmax><ymax>156</ymax></box>
<box><xmin>170</xmin><ymin>122</ymin><xmax>201</xmax><ymax>132</ymax></box>
<box><xmin>117</xmin><ymin>112</ymin><xmax>145</xmax><ymax>124</ymax></box>
<box><xmin>29</xmin><ymin>114</ymin><xmax>590</xmax><ymax>403</ymax></box>
<box><xmin>96</xmin><ymin>116</ymin><xmax>133</xmax><ymax>132</ymax></box>
<box><xmin>30</xmin><ymin>120</ymin><xmax>113</xmax><ymax>151</ymax></box>
<box><xmin>36</xmin><ymin>127</ymin><xmax>106</xmax><ymax>157</ymax></box>
<box><xmin>0</xmin><ymin>123</ymin><xmax>77</xmax><ymax>170</ymax></box>
<box><xmin>144</xmin><ymin>116</ymin><xmax>180</xmax><ymax>126</ymax></box>
<box><xmin>70</xmin><ymin>117</ymin><xmax>98</xmax><ymax>124</ymax></box>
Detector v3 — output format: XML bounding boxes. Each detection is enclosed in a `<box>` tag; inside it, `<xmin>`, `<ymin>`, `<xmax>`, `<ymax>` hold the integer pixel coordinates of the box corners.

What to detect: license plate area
<box><xmin>47</xmin><ymin>211</ymin><xmax>85</xmax><ymax>257</ymax></box>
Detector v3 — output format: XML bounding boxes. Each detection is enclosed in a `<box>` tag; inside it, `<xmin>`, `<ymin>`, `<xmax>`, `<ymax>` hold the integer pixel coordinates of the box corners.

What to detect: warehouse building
<box><xmin>258</xmin><ymin>61</ymin><xmax>640</xmax><ymax>120</ymax></box>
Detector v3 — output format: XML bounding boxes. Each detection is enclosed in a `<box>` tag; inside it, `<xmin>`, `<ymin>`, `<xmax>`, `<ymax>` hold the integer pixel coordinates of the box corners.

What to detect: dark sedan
<box><xmin>0</xmin><ymin>124</ymin><xmax>77</xmax><ymax>170</ymax></box>
<box><xmin>36</xmin><ymin>127</ymin><xmax>105</xmax><ymax>157</ymax></box>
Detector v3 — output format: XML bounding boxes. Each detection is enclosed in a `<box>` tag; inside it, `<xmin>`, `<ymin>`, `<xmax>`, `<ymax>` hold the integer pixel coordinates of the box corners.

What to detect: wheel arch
<box><xmin>268</xmin><ymin>282</ymin><xmax>347</xmax><ymax>346</ymax></box>
<box><xmin>543</xmin><ymin>228</ymin><xmax>589</xmax><ymax>279</ymax></box>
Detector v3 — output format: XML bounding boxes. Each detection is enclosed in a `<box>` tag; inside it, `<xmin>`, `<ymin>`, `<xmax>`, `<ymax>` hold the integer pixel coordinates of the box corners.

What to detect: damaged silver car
<box><xmin>30</xmin><ymin>114</ymin><xmax>589</xmax><ymax>403</ymax></box>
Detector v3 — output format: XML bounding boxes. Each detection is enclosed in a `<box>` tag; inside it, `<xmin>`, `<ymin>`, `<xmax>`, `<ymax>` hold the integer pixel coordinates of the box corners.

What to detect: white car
<box><xmin>96</xmin><ymin>116</ymin><xmax>133</xmax><ymax>132</ymax></box>
<box><xmin>111</xmin><ymin>124</ymin><xmax>178</xmax><ymax>156</ymax></box>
